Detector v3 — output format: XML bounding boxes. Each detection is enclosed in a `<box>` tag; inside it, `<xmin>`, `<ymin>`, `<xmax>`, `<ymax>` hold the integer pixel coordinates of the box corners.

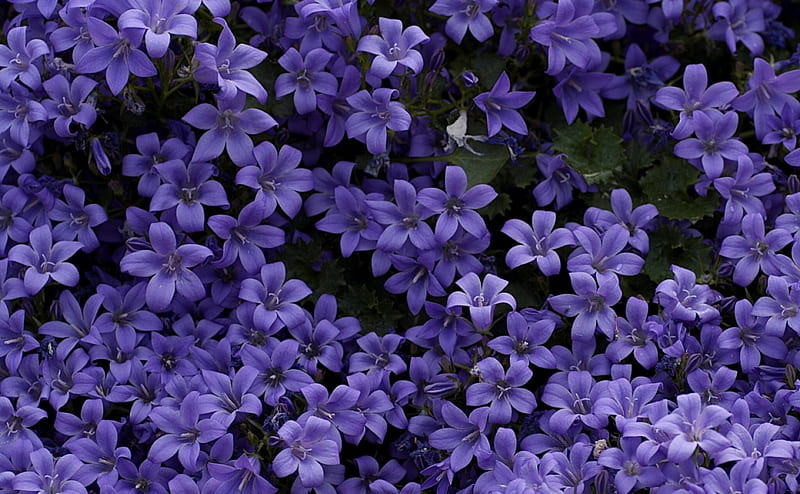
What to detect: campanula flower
<box><xmin>473</xmin><ymin>72</ymin><xmax>535</xmax><ymax>137</ymax></box>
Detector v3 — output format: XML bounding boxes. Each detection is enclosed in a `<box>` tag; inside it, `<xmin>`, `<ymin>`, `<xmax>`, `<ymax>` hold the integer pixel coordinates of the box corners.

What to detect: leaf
<box><xmin>439</xmin><ymin>142</ymin><xmax>509</xmax><ymax>187</ymax></box>
<box><xmin>641</xmin><ymin>157</ymin><xmax>718</xmax><ymax>222</ymax></box>
<box><xmin>471</xmin><ymin>55</ymin><xmax>507</xmax><ymax>89</ymax></box>
<box><xmin>643</xmin><ymin>223</ymin><xmax>712</xmax><ymax>283</ymax></box>
<box><xmin>480</xmin><ymin>192</ymin><xmax>511</xmax><ymax>219</ymax></box>
<box><xmin>552</xmin><ymin>121</ymin><xmax>625</xmax><ymax>185</ymax></box>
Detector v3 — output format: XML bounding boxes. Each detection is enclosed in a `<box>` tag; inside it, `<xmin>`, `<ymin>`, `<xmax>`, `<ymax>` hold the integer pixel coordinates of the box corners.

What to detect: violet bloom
<box><xmin>315</xmin><ymin>186</ymin><xmax>382</xmax><ymax>257</ymax></box>
<box><xmin>429</xmin><ymin>402</ymin><xmax>491</xmax><ymax>472</ymax></box>
<box><xmin>183</xmin><ymin>92</ymin><xmax>277</xmax><ymax>166</ymax></box>
<box><xmin>358</xmin><ymin>18</ymin><xmax>429</xmax><ymax>79</ymax></box>
<box><xmin>272</xmin><ymin>417</ymin><xmax>340</xmax><ymax>488</ymax></box>
<box><xmin>118</xmin><ymin>0</ymin><xmax>198</xmax><ymax>58</ymax></box>
<box><xmin>713</xmin><ymin>154</ymin><xmax>774</xmax><ymax>225</ymax></box>
<box><xmin>67</xmin><ymin>421</ymin><xmax>130</xmax><ymax>485</ymax></box>
<box><xmin>417</xmin><ymin>165</ymin><xmax>497</xmax><ymax>242</ymax></box>
<box><xmin>74</xmin><ymin>18</ymin><xmax>156</xmax><ymax>96</ymax></box>
<box><xmin>8</xmin><ymin>225</ymin><xmax>83</xmax><ymax>295</ymax></box>
<box><xmin>584</xmin><ymin>189</ymin><xmax>658</xmax><ymax>255</ymax></box>
<box><xmin>12</xmin><ymin>449</ymin><xmax>90</xmax><ymax>494</ymax></box>
<box><xmin>119</xmin><ymin>222</ymin><xmax>212</xmax><ymax>311</ymax></box>
<box><xmin>349</xmin><ymin>332</ymin><xmax>407</xmax><ymax>377</ymax></box>
<box><xmin>318</xmin><ymin>65</ymin><xmax>361</xmax><ymax>147</ymax></box>
<box><xmin>603</xmin><ymin>43</ymin><xmax>680</xmax><ymax>110</ymax></box>
<box><xmin>598</xmin><ymin>437</ymin><xmax>664</xmax><ymax>494</ymax></box>
<box><xmin>606</xmin><ymin>297</ymin><xmax>659</xmax><ymax>369</ymax></box>
<box><xmin>274</xmin><ymin>47</ymin><xmax>337</xmax><ymax>115</ymax></box>
<box><xmin>541</xmin><ymin>370</ymin><xmax>609</xmax><ymax>432</ymax></box>
<box><xmin>384</xmin><ymin>252</ymin><xmax>446</xmax><ymax>315</ymax></box>
<box><xmin>50</xmin><ymin>184</ymin><xmax>108</xmax><ymax>252</ymax></box>
<box><xmin>0</xmin><ymin>308</ymin><xmax>38</xmax><ymax>371</ymax></box>
<box><xmin>367</xmin><ymin>179</ymin><xmax>435</xmax><ymax>251</ymax></box>
<box><xmin>207</xmin><ymin>454</ymin><xmax>277</xmax><ymax>494</ymax></box>
<box><xmin>345</xmin><ymin>88</ymin><xmax>411</xmax><ymax>154</ymax></box>
<box><xmin>208</xmin><ymin>201</ymin><xmax>284</xmax><ymax>273</ymax></box>
<box><xmin>122</xmin><ymin>133</ymin><xmax>191</xmax><ymax>198</ymax></box>
<box><xmin>0</xmin><ymin>83</ymin><xmax>46</xmax><ymax>147</ymax></box>
<box><xmin>473</xmin><ymin>72</ymin><xmax>535</xmax><ymax>137</ymax></box>
<box><xmin>148</xmin><ymin>392</ymin><xmax>228</xmax><ymax>471</ymax></box>
<box><xmin>752</xmin><ymin>275</ymin><xmax>800</xmax><ymax>335</ymax></box>
<box><xmin>673</xmin><ymin>110</ymin><xmax>748</xmax><ymax>179</ymax></box>
<box><xmin>338</xmin><ymin>457</ymin><xmax>405</xmax><ymax>494</ymax></box>
<box><xmin>239</xmin><ymin>262</ymin><xmax>312</xmax><ymax>330</ymax></box>
<box><xmin>488</xmin><ymin>311</ymin><xmax>556</xmax><ymax>368</ymax></box>
<box><xmin>240</xmin><ymin>340</ymin><xmax>313</xmax><ymax>406</ymax></box>
<box><xmin>0</xmin><ymin>27</ymin><xmax>48</xmax><ymax>90</ymax></box>
<box><xmin>708</xmin><ymin>0</ymin><xmax>765</xmax><ymax>56</ymax></box>
<box><xmin>447</xmin><ymin>272</ymin><xmax>517</xmax><ymax>330</ymax></box>
<box><xmin>554</xmin><ymin>66</ymin><xmax>614</xmax><ymax>124</ymax></box>
<box><xmin>150</xmin><ymin>160</ymin><xmax>229</xmax><ymax>232</ymax></box>
<box><xmin>549</xmin><ymin>272</ymin><xmax>621</xmax><ymax>340</ymax></box>
<box><xmin>300</xmin><ymin>383</ymin><xmax>367</xmax><ymax>439</ymax></box>
<box><xmin>429</xmin><ymin>0</ymin><xmax>497</xmax><ymax>43</ymax></box>
<box><xmin>502</xmin><ymin>210</ymin><xmax>574</xmax><ymax>275</ymax></box>
<box><xmin>468</xmin><ymin>358</ymin><xmax>536</xmax><ymax>424</ymax></box>
<box><xmin>732</xmin><ymin>58</ymin><xmax>800</xmax><ymax>139</ymax></box>
<box><xmin>235</xmin><ymin>142</ymin><xmax>313</xmax><ymax>218</ymax></box>
<box><xmin>193</xmin><ymin>18</ymin><xmax>269</xmax><ymax>103</ymax></box>
<box><xmin>718</xmin><ymin>299</ymin><xmax>786</xmax><ymax>373</ymax></box>
<box><xmin>533</xmin><ymin>153</ymin><xmax>593</xmax><ymax>210</ymax></box>
<box><xmin>655</xmin><ymin>265</ymin><xmax>721</xmax><ymax>324</ymax></box>
<box><xmin>654</xmin><ymin>393</ymin><xmax>730</xmax><ymax>462</ymax></box>
<box><xmin>567</xmin><ymin>225</ymin><xmax>645</xmax><ymax>283</ymax></box>
<box><xmin>653</xmin><ymin>63</ymin><xmax>739</xmax><ymax>139</ymax></box>
<box><xmin>719</xmin><ymin>213</ymin><xmax>791</xmax><ymax>286</ymax></box>
<box><xmin>528</xmin><ymin>0</ymin><xmax>615</xmax><ymax>75</ymax></box>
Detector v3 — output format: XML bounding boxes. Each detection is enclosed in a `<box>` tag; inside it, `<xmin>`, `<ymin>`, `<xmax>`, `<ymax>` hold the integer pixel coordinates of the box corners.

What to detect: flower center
<box><xmin>180</xmin><ymin>186</ymin><xmax>198</xmax><ymax>204</ymax></box>
<box><xmin>162</xmin><ymin>252</ymin><xmax>182</xmax><ymax>273</ymax></box>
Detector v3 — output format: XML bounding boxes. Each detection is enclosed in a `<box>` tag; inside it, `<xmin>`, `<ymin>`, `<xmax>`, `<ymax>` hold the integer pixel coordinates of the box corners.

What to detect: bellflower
<box><xmin>713</xmin><ymin>154</ymin><xmax>774</xmax><ymax>225</ymax></box>
<box><xmin>12</xmin><ymin>449</ymin><xmax>90</xmax><ymax>494</ymax></box>
<box><xmin>673</xmin><ymin>110</ymin><xmax>748</xmax><ymax>179</ymax></box>
<box><xmin>0</xmin><ymin>83</ymin><xmax>46</xmax><ymax>148</ymax></box>
<box><xmin>554</xmin><ymin>66</ymin><xmax>614</xmax><ymax>124</ymax></box>
<box><xmin>358</xmin><ymin>18</ymin><xmax>429</xmax><ymax>79</ymax></box>
<box><xmin>751</xmin><ymin>275</ymin><xmax>800</xmax><ymax>335</ymax></box>
<box><xmin>272</xmin><ymin>417</ymin><xmax>340</xmax><ymax>488</ymax></box>
<box><xmin>8</xmin><ymin>225</ymin><xmax>83</xmax><ymax>295</ymax></box>
<box><xmin>584</xmin><ymin>189</ymin><xmax>658</xmax><ymax>254</ymax></box>
<box><xmin>182</xmin><ymin>92</ymin><xmax>277</xmax><ymax>166</ymax></box>
<box><xmin>488</xmin><ymin>311</ymin><xmax>557</xmax><ymax>368</ymax></box>
<box><xmin>238</xmin><ymin>262</ymin><xmax>312</xmax><ymax>330</ymax></box>
<box><xmin>654</xmin><ymin>393</ymin><xmax>730</xmax><ymax>462</ymax></box>
<box><xmin>208</xmin><ymin>201</ymin><xmax>284</xmax><ymax>273</ymax></box>
<box><xmin>240</xmin><ymin>340</ymin><xmax>314</xmax><ymax>405</ymax></box>
<box><xmin>606</xmin><ymin>297</ymin><xmax>660</xmax><ymax>369</ymax></box>
<box><xmin>122</xmin><ymin>133</ymin><xmax>191</xmax><ymax>198</ymax></box>
<box><xmin>119</xmin><ymin>222</ymin><xmax>212</xmax><ymax>311</ymax></box>
<box><xmin>117</xmin><ymin>0</ymin><xmax>198</xmax><ymax>58</ymax></box>
<box><xmin>708</xmin><ymin>0</ymin><xmax>765</xmax><ymax>56</ymax></box>
<box><xmin>549</xmin><ymin>272</ymin><xmax>621</xmax><ymax>340</ymax></box>
<box><xmin>315</xmin><ymin>185</ymin><xmax>382</xmax><ymax>257</ymax></box>
<box><xmin>275</xmin><ymin>47</ymin><xmax>337</xmax><ymax>115</ymax></box>
<box><xmin>732</xmin><ymin>58</ymin><xmax>800</xmax><ymax>139</ymax></box>
<box><xmin>193</xmin><ymin>18</ymin><xmax>269</xmax><ymax>103</ymax></box>
<box><xmin>384</xmin><ymin>252</ymin><xmax>447</xmax><ymax>315</ymax></box>
<box><xmin>567</xmin><ymin>224</ymin><xmax>645</xmax><ymax>283</ymax></box>
<box><xmin>367</xmin><ymin>179</ymin><xmax>435</xmax><ymax>251</ymax></box>
<box><xmin>67</xmin><ymin>421</ymin><xmax>131</xmax><ymax>486</ymax></box>
<box><xmin>345</xmin><ymin>88</ymin><xmax>411</xmax><ymax>154</ymax></box>
<box><xmin>429</xmin><ymin>0</ymin><xmax>497</xmax><ymax>44</ymax></box>
<box><xmin>468</xmin><ymin>357</ymin><xmax>536</xmax><ymax>424</ymax></box>
<box><xmin>502</xmin><ymin>210</ymin><xmax>575</xmax><ymax>275</ymax></box>
<box><xmin>598</xmin><ymin>437</ymin><xmax>664</xmax><ymax>494</ymax></box>
<box><xmin>206</xmin><ymin>454</ymin><xmax>277</xmax><ymax>494</ymax></box>
<box><xmin>719</xmin><ymin>213</ymin><xmax>792</xmax><ymax>286</ymax></box>
<box><xmin>718</xmin><ymin>299</ymin><xmax>786</xmax><ymax>373</ymax></box>
<box><xmin>655</xmin><ymin>265</ymin><xmax>721</xmax><ymax>324</ymax></box>
<box><xmin>541</xmin><ymin>370</ymin><xmax>609</xmax><ymax>432</ymax></box>
<box><xmin>50</xmin><ymin>184</ymin><xmax>108</xmax><ymax>252</ymax></box>
<box><xmin>429</xmin><ymin>402</ymin><xmax>491</xmax><ymax>472</ymax></box>
<box><xmin>533</xmin><ymin>153</ymin><xmax>593</xmax><ymax>210</ymax></box>
<box><xmin>603</xmin><ymin>43</ymin><xmax>680</xmax><ymax>110</ymax></box>
<box><xmin>447</xmin><ymin>272</ymin><xmax>517</xmax><ymax>330</ymax></box>
<box><xmin>0</xmin><ymin>27</ymin><xmax>48</xmax><ymax>90</ymax></box>
<box><xmin>762</xmin><ymin>104</ymin><xmax>800</xmax><ymax>151</ymax></box>
<box><xmin>473</xmin><ymin>72</ymin><xmax>535</xmax><ymax>137</ymax></box>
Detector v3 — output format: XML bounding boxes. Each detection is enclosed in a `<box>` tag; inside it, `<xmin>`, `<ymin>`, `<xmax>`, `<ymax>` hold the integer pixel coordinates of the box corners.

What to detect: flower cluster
<box><xmin>1</xmin><ymin>0</ymin><xmax>800</xmax><ymax>493</ymax></box>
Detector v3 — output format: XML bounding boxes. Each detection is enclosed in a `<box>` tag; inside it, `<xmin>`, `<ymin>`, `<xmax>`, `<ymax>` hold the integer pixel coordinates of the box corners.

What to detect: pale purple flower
<box><xmin>584</xmin><ymin>188</ymin><xmax>658</xmax><ymax>254</ymax></box>
<box><xmin>240</xmin><ymin>340</ymin><xmax>313</xmax><ymax>406</ymax></box>
<box><xmin>50</xmin><ymin>184</ymin><xmax>108</xmax><ymax>252</ymax></box>
<box><xmin>118</xmin><ymin>0</ymin><xmax>198</xmax><ymax>58</ymax></box>
<box><xmin>473</xmin><ymin>72</ymin><xmax>535</xmax><ymax>137</ymax></box>
<box><xmin>0</xmin><ymin>82</ymin><xmax>46</xmax><ymax>147</ymax></box>
<box><xmin>430</xmin><ymin>0</ymin><xmax>498</xmax><ymax>44</ymax></box>
<box><xmin>367</xmin><ymin>179</ymin><xmax>435</xmax><ymax>252</ymax></box>
<box><xmin>357</xmin><ymin>17</ymin><xmax>429</xmax><ymax>78</ymax></box>
<box><xmin>502</xmin><ymin>210</ymin><xmax>575</xmax><ymax>275</ymax></box>
<box><xmin>150</xmin><ymin>160</ymin><xmax>229</xmax><ymax>233</ymax></box>
<box><xmin>541</xmin><ymin>370</ymin><xmax>609</xmax><ymax>432</ymax></box>
<box><xmin>272</xmin><ymin>417</ymin><xmax>340</xmax><ymax>488</ymax></box>
<box><xmin>315</xmin><ymin>186</ymin><xmax>382</xmax><ymax>257</ymax></box>
<box><xmin>468</xmin><ymin>357</ymin><xmax>536</xmax><ymax>424</ymax></box>
<box><xmin>428</xmin><ymin>402</ymin><xmax>492</xmax><ymax>472</ymax></box>
<box><xmin>548</xmin><ymin>272</ymin><xmax>621</xmax><ymax>340</ymax></box>
<box><xmin>207</xmin><ymin>454</ymin><xmax>277</xmax><ymax>494</ymax></box>
<box><xmin>0</xmin><ymin>27</ymin><xmax>49</xmax><ymax>90</ymax></box>
<box><xmin>122</xmin><ymin>133</ymin><xmax>191</xmax><ymax>198</ymax></box>
<box><xmin>349</xmin><ymin>332</ymin><xmax>407</xmax><ymax>377</ymax></box>
<box><xmin>345</xmin><ymin>88</ymin><xmax>411</xmax><ymax>154</ymax></box>
<box><xmin>719</xmin><ymin>213</ymin><xmax>792</xmax><ymax>286</ymax></box>
<box><xmin>488</xmin><ymin>311</ymin><xmax>556</xmax><ymax>368</ymax></box>
<box><xmin>8</xmin><ymin>225</ymin><xmax>83</xmax><ymax>295</ymax></box>
<box><xmin>752</xmin><ymin>275</ymin><xmax>800</xmax><ymax>335</ymax></box>
<box><xmin>208</xmin><ymin>201</ymin><xmax>284</xmax><ymax>273</ymax></box>
<box><xmin>708</xmin><ymin>0</ymin><xmax>765</xmax><ymax>56</ymax></box>
<box><xmin>655</xmin><ymin>265</ymin><xmax>721</xmax><ymax>323</ymax></box>
<box><xmin>606</xmin><ymin>297</ymin><xmax>660</xmax><ymax>369</ymax></box>
<box><xmin>713</xmin><ymin>154</ymin><xmax>774</xmax><ymax>225</ymax></box>
<box><xmin>447</xmin><ymin>272</ymin><xmax>517</xmax><ymax>330</ymax></box>
<box><xmin>567</xmin><ymin>224</ymin><xmax>645</xmax><ymax>283</ymax></box>
<box><xmin>41</xmin><ymin>75</ymin><xmax>97</xmax><ymax>139</ymax></box>
<box><xmin>238</xmin><ymin>262</ymin><xmax>312</xmax><ymax>330</ymax></box>
<box><xmin>533</xmin><ymin>153</ymin><xmax>593</xmax><ymax>210</ymax></box>
<box><xmin>718</xmin><ymin>299</ymin><xmax>786</xmax><ymax>373</ymax></box>
<box><xmin>654</xmin><ymin>393</ymin><xmax>730</xmax><ymax>462</ymax></box>
<box><xmin>673</xmin><ymin>110</ymin><xmax>748</xmax><ymax>179</ymax></box>
<box><xmin>732</xmin><ymin>58</ymin><xmax>800</xmax><ymax>139</ymax></box>
<box><xmin>274</xmin><ymin>48</ymin><xmax>337</xmax><ymax>115</ymax></box>
<box><xmin>598</xmin><ymin>437</ymin><xmax>664</xmax><ymax>494</ymax></box>
<box><xmin>12</xmin><ymin>449</ymin><xmax>89</xmax><ymax>494</ymax></box>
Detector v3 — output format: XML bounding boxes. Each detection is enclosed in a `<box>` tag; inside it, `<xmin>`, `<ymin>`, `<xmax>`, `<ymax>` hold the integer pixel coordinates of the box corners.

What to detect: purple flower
<box><xmin>713</xmin><ymin>154</ymin><xmax>774</xmax><ymax>225</ymax></box>
<box><xmin>0</xmin><ymin>27</ymin><xmax>48</xmax><ymax>90</ymax></box>
<box><xmin>654</xmin><ymin>393</ymin><xmax>730</xmax><ymax>462</ymax></box>
<box><xmin>338</xmin><ymin>456</ymin><xmax>405</xmax><ymax>494</ymax></box>
<box><xmin>345</xmin><ymin>88</ymin><xmax>411</xmax><ymax>154</ymax></box>
<box><xmin>238</xmin><ymin>262</ymin><xmax>312</xmax><ymax>330</ymax></box>
<box><xmin>598</xmin><ymin>437</ymin><xmax>664</xmax><ymax>494</ymax></box>
<box><xmin>764</xmin><ymin>104</ymin><xmax>800</xmax><ymax>151</ymax></box>
<box><xmin>67</xmin><ymin>421</ymin><xmax>130</xmax><ymax>485</ymax></box>
<box><xmin>119</xmin><ymin>222</ymin><xmax>212</xmax><ymax>311</ymax></box>
<box><xmin>318</xmin><ymin>65</ymin><xmax>361</xmax><ymax>147</ymax></box>
<box><xmin>0</xmin><ymin>83</ymin><xmax>46</xmax><ymax>147</ymax></box>
<box><xmin>653</xmin><ymin>64</ymin><xmax>739</xmax><ymax>139</ymax></box>
<box><xmin>429</xmin><ymin>0</ymin><xmax>497</xmax><ymax>44</ymax></box>
<box><xmin>8</xmin><ymin>225</ymin><xmax>83</xmax><ymax>295</ymax></box>
<box><xmin>0</xmin><ymin>307</ymin><xmax>38</xmax><ymax>372</ymax></box>
<box><xmin>74</xmin><ymin>18</ymin><xmax>157</xmax><ymax>96</ymax></box>
<box><xmin>655</xmin><ymin>265</ymin><xmax>721</xmax><ymax>323</ymax></box>
<box><xmin>603</xmin><ymin>43</ymin><xmax>679</xmax><ymax>110</ymax></box>
<box><xmin>240</xmin><ymin>340</ymin><xmax>313</xmax><ymax>405</ymax></box>
<box><xmin>118</xmin><ymin>0</ymin><xmax>198</xmax><ymax>58</ymax></box>
<box><xmin>488</xmin><ymin>311</ymin><xmax>556</xmax><ymax>368</ymax></box>
<box><xmin>468</xmin><ymin>357</ymin><xmax>536</xmax><ymax>424</ymax></box>
<box><xmin>549</xmin><ymin>272</ymin><xmax>621</xmax><ymax>340</ymax></box>
<box><xmin>367</xmin><ymin>179</ymin><xmax>435</xmax><ymax>251</ymax></box>
<box><xmin>732</xmin><ymin>58</ymin><xmax>800</xmax><ymax>139</ymax></box>
<box><xmin>12</xmin><ymin>449</ymin><xmax>89</xmax><ymax>494</ymax></box>
<box><xmin>567</xmin><ymin>224</ymin><xmax>645</xmax><ymax>283</ymax></box>
<box><xmin>541</xmin><ymin>370</ymin><xmax>609</xmax><ymax>432</ymax></box>
<box><xmin>358</xmin><ymin>18</ymin><xmax>429</xmax><ymax>79</ymax></box>
<box><xmin>528</xmin><ymin>0</ymin><xmax>615</xmax><ymax>75</ymax></box>
<box><xmin>182</xmin><ymin>92</ymin><xmax>277</xmax><ymax>166</ymax></box>
<box><xmin>473</xmin><ymin>72</ymin><xmax>535</xmax><ymax>137</ymax></box>
<box><xmin>606</xmin><ymin>297</ymin><xmax>660</xmax><ymax>369</ymax></box>
<box><xmin>751</xmin><ymin>275</ymin><xmax>800</xmax><ymax>335</ymax></box>
<box><xmin>272</xmin><ymin>417</ymin><xmax>340</xmax><ymax>488</ymax></box>
<box><xmin>0</xmin><ymin>395</ymin><xmax>45</xmax><ymax>448</ymax></box>
<box><xmin>533</xmin><ymin>153</ymin><xmax>593</xmax><ymax>210</ymax></box>
<box><xmin>673</xmin><ymin>110</ymin><xmax>748</xmax><ymax>179</ymax></box>
<box><xmin>315</xmin><ymin>186</ymin><xmax>382</xmax><ymax>257</ymax></box>
<box><xmin>275</xmin><ymin>48</ymin><xmax>337</xmax><ymax>115</ymax></box>
<box><xmin>719</xmin><ymin>213</ymin><xmax>791</xmax><ymax>286</ymax></box>
<box><xmin>349</xmin><ymin>332</ymin><xmax>407</xmax><ymax>377</ymax></box>
<box><xmin>384</xmin><ymin>252</ymin><xmax>446</xmax><ymax>315</ymax></box>
<box><xmin>50</xmin><ymin>184</ymin><xmax>108</xmax><ymax>252</ymax></box>
<box><xmin>502</xmin><ymin>210</ymin><xmax>575</xmax><ymax>275</ymax></box>
<box><xmin>585</xmin><ymin>189</ymin><xmax>658</xmax><ymax>255</ymax></box>
<box><xmin>122</xmin><ymin>133</ymin><xmax>191</xmax><ymax>198</ymax></box>
<box><xmin>193</xmin><ymin>18</ymin><xmax>269</xmax><ymax>103</ymax></box>
<box><xmin>148</xmin><ymin>391</ymin><xmax>228</xmax><ymax>471</ymax></box>
<box><xmin>718</xmin><ymin>299</ymin><xmax>786</xmax><ymax>373</ymax></box>
<box><xmin>235</xmin><ymin>142</ymin><xmax>314</xmax><ymax>218</ymax></box>
<box><xmin>300</xmin><ymin>383</ymin><xmax>366</xmax><ymax>439</ymax></box>
<box><xmin>428</xmin><ymin>402</ymin><xmax>491</xmax><ymax>472</ymax></box>
<box><xmin>447</xmin><ymin>272</ymin><xmax>517</xmax><ymax>330</ymax></box>
<box><xmin>207</xmin><ymin>455</ymin><xmax>277</xmax><ymax>494</ymax></box>
<box><xmin>708</xmin><ymin>0</ymin><xmax>765</xmax><ymax>56</ymax></box>
<box><xmin>208</xmin><ymin>201</ymin><xmax>284</xmax><ymax>273</ymax></box>
<box><xmin>553</xmin><ymin>66</ymin><xmax>614</xmax><ymax>124</ymax></box>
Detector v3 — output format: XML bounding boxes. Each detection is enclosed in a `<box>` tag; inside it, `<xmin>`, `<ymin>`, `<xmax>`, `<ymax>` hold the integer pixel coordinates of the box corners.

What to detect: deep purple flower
<box><xmin>553</xmin><ymin>65</ymin><xmax>613</xmax><ymax>124</ymax></box>
<box><xmin>239</xmin><ymin>262</ymin><xmax>312</xmax><ymax>330</ymax></box>
<box><xmin>468</xmin><ymin>357</ymin><xmax>536</xmax><ymax>424</ymax></box>
<box><xmin>288</xmin><ymin>318</ymin><xmax>345</xmax><ymax>373</ymax></box>
<box><xmin>240</xmin><ymin>340</ymin><xmax>313</xmax><ymax>405</ymax></box>
<box><xmin>349</xmin><ymin>332</ymin><xmax>407</xmax><ymax>377</ymax></box>
<box><xmin>12</xmin><ymin>449</ymin><xmax>89</xmax><ymax>494</ymax></box>
<box><xmin>549</xmin><ymin>272</ymin><xmax>621</xmax><ymax>340</ymax></box>
<box><xmin>50</xmin><ymin>184</ymin><xmax>108</xmax><ymax>252</ymax></box>
<box><xmin>118</xmin><ymin>0</ymin><xmax>197</xmax><ymax>58</ymax></box>
<box><xmin>585</xmin><ymin>189</ymin><xmax>658</xmax><ymax>254</ymax></box>
<box><xmin>367</xmin><ymin>179</ymin><xmax>435</xmax><ymax>251</ymax></box>
<box><xmin>708</xmin><ymin>0</ymin><xmax>765</xmax><ymax>56</ymax></box>
<box><xmin>603</xmin><ymin>43</ymin><xmax>679</xmax><ymax>110</ymax></box>
<box><xmin>429</xmin><ymin>402</ymin><xmax>491</xmax><ymax>472</ymax></box>
<box><xmin>67</xmin><ymin>421</ymin><xmax>130</xmax><ymax>485</ymax></box>
<box><xmin>318</xmin><ymin>65</ymin><xmax>361</xmax><ymax>147</ymax></box>
<box><xmin>384</xmin><ymin>252</ymin><xmax>446</xmax><ymax>315</ymax></box>
<box><xmin>733</xmin><ymin>58</ymin><xmax>800</xmax><ymax>139</ymax></box>
<box><xmin>567</xmin><ymin>224</ymin><xmax>645</xmax><ymax>283</ymax></box>
<box><xmin>763</xmin><ymin>104</ymin><xmax>800</xmax><ymax>151</ymax></box>
<box><xmin>300</xmin><ymin>383</ymin><xmax>367</xmax><ymax>439</ymax></box>
<box><xmin>338</xmin><ymin>456</ymin><xmax>405</xmax><ymax>494</ymax></box>
<box><xmin>447</xmin><ymin>272</ymin><xmax>516</xmax><ymax>330</ymax></box>
<box><xmin>752</xmin><ymin>275</ymin><xmax>800</xmax><ymax>335</ymax></box>
<box><xmin>272</xmin><ymin>417</ymin><xmax>340</xmax><ymax>488</ymax></box>
<box><xmin>0</xmin><ymin>83</ymin><xmax>46</xmax><ymax>147</ymax></box>
<box><xmin>606</xmin><ymin>297</ymin><xmax>659</xmax><ymax>369</ymax></box>
<box><xmin>533</xmin><ymin>153</ymin><xmax>593</xmax><ymax>210</ymax></box>
<box><xmin>182</xmin><ymin>92</ymin><xmax>277</xmax><ymax>166</ymax></box>
<box><xmin>0</xmin><ymin>27</ymin><xmax>48</xmax><ymax>90</ymax></box>
<box><xmin>429</xmin><ymin>0</ymin><xmax>497</xmax><ymax>43</ymax></box>
<box><xmin>122</xmin><ymin>133</ymin><xmax>191</xmax><ymax>198</ymax></box>
<box><xmin>275</xmin><ymin>48</ymin><xmax>337</xmax><ymax>115</ymax></box>
<box><xmin>673</xmin><ymin>110</ymin><xmax>748</xmax><ymax>179</ymax></box>
<box><xmin>357</xmin><ymin>18</ymin><xmax>429</xmax><ymax>78</ymax></box>
<box><xmin>488</xmin><ymin>311</ymin><xmax>556</xmax><ymax>368</ymax></box>
<box><xmin>38</xmin><ymin>290</ymin><xmax>102</xmax><ymax>352</ymax></box>
<box><xmin>654</xmin><ymin>393</ymin><xmax>730</xmax><ymax>462</ymax></box>
<box><xmin>208</xmin><ymin>201</ymin><xmax>284</xmax><ymax>273</ymax></box>
<box><xmin>713</xmin><ymin>154</ymin><xmax>774</xmax><ymax>225</ymax></box>
<box><xmin>0</xmin><ymin>395</ymin><xmax>45</xmax><ymax>448</ymax></box>
<box><xmin>148</xmin><ymin>391</ymin><xmax>228</xmax><ymax>471</ymax></box>
<box><xmin>473</xmin><ymin>72</ymin><xmax>535</xmax><ymax>137</ymax></box>
<box><xmin>207</xmin><ymin>454</ymin><xmax>277</xmax><ymax>494</ymax></box>
<box><xmin>74</xmin><ymin>18</ymin><xmax>157</xmax><ymax>96</ymax></box>
<box><xmin>718</xmin><ymin>299</ymin><xmax>786</xmax><ymax>373</ymax></box>
<box><xmin>345</xmin><ymin>88</ymin><xmax>411</xmax><ymax>154</ymax></box>
<box><xmin>405</xmin><ymin>302</ymin><xmax>479</xmax><ymax>357</ymax></box>
<box><xmin>235</xmin><ymin>142</ymin><xmax>313</xmax><ymax>218</ymax></box>
<box><xmin>0</xmin><ymin>307</ymin><xmax>38</xmax><ymax>371</ymax></box>
<box><xmin>315</xmin><ymin>186</ymin><xmax>382</xmax><ymax>257</ymax></box>
<box><xmin>719</xmin><ymin>213</ymin><xmax>791</xmax><ymax>286</ymax></box>
<box><xmin>655</xmin><ymin>265</ymin><xmax>721</xmax><ymax>323</ymax></box>
<box><xmin>502</xmin><ymin>210</ymin><xmax>575</xmax><ymax>275</ymax></box>
<box><xmin>193</xmin><ymin>18</ymin><xmax>268</xmax><ymax>103</ymax></box>
<box><xmin>8</xmin><ymin>225</ymin><xmax>82</xmax><ymax>295</ymax></box>
<box><xmin>598</xmin><ymin>437</ymin><xmax>664</xmax><ymax>494</ymax></box>
<box><xmin>653</xmin><ymin>64</ymin><xmax>739</xmax><ymax>139</ymax></box>
<box><xmin>119</xmin><ymin>222</ymin><xmax>212</xmax><ymax>311</ymax></box>
<box><xmin>417</xmin><ymin>165</ymin><xmax>497</xmax><ymax>242</ymax></box>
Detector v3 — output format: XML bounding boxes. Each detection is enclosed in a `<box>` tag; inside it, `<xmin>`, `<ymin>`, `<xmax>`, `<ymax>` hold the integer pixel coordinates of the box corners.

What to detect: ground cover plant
<box><xmin>2</xmin><ymin>0</ymin><xmax>800</xmax><ymax>492</ymax></box>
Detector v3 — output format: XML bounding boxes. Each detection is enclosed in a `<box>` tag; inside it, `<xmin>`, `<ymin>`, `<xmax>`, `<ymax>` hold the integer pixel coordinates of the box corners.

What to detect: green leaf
<box><xmin>552</xmin><ymin>121</ymin><xmax>625</xmax><ymax>184</ymax></box>
<box><xmin>439</xmin><ymin>142</ymin><xmax>510</xmax><ymax>187</ymax></box>
<box><xmin>471</xmin><ymin>55</ymin><xmax>507</xmax><ymax>89</ymax></box>
<box><xmin>641</xmin><ymin>157</ymin><xmax>718</xmax><ymax>222</ymax></box>
<box><xmin>643</xmin><ymin>223</ymin><xmax>712</xmax><ymax>283</ymax></box>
